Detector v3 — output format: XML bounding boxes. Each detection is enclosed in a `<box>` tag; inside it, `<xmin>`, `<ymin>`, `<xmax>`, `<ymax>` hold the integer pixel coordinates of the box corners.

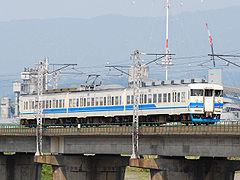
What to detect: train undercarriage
<box><xmin>21</xmin><ymin>114</ymin><xmax>199</xmax><ymax>127</ymax></box>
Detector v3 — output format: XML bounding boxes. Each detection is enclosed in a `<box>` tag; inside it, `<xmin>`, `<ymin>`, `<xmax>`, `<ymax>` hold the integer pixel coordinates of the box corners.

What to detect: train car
<box><xmin>19</xmin><ymin>82</ymin><xmax>223</xmax><ymax>125</ymax></box>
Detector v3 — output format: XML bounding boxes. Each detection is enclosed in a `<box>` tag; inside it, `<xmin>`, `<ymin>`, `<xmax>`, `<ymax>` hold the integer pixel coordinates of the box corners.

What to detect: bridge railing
<box><xmin>0</xmin><ymin>121</ymin><xmax>239</xmax><ymax>135</ymax></box>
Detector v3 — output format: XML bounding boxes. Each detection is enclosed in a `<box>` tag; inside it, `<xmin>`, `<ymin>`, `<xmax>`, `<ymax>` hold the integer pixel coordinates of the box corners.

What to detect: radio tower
<box><xmin>131</xmin><ymin>50</ymin><xmax>141</xmax><ymax>159</ymax></box>
<box><xmin>206</xmin><ymin>23</ymin><xmax>216</xmax><ymax>67</ymax></box>
<box><xmin>35</xmin><ymin>60</ymin><xmax>44</xmax><ymax>156</ymax></box>
<box><xmin>162</xmin><ymin>0</ymin><xmax>172</xmax><ymax>80</ymax></box>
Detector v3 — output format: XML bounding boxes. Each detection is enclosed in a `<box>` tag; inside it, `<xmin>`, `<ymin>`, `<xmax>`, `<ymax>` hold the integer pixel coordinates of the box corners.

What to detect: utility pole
<box><xmin>35</xmin><ymin>60</ymin><xmax>44</xmax><ymax>156</ymax></box>
<box><xmin>44</xmin><ymin>57</ymin><xmax>49</xmax><ymax>90</ymax></box>
<box><xmin>53</xmin><ymin>71</ymin><xmax>58</xmax><ymax>89</ymax></box>
<box><xmin>131</xmin><ymin>50</ymin><xmax>141</xmax><ymax>159</ymax></box>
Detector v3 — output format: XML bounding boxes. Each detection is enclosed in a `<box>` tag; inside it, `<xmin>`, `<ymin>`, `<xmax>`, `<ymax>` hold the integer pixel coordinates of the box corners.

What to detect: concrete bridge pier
<box><xmin>0</xmin><ymin>153</ymin><xmax>41</xmax><ymax>180</ymax></box>
<box><xmin>130</xmin><ymin>156</ymin><xmax>240</xmax><ymax>180</ymax></box>
<box><xmin>35</xmin><ymin>154</ymin><xmax>129</xmax><ymax>180</ymax></box>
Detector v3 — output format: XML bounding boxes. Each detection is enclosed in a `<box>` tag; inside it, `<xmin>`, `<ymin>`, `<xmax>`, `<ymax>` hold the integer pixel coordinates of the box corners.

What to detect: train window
<box><xmin>172</xmin><ymin>92</ymin><xmax>176</xmax><ymax>102</ymax></box>
<box><xmin>26</xmin><ymin>101</ymin><xmax>28</xmax><ymax>110</ymax></box>
<box><xmin>50</xmin><ymin>100</ymin><xmax>52</xmax><ymax>108</ymax></box>
<box><xmin>104</xmin><ymin>97</ymin><xmax>106</xmax><ymax>106</ymax></box>
<box><xmin>56</xmin><ymin>100</ymin><xmax>58</xmax><ymax>108</ymax></box>
<box><xmin>181</xmin><ymin>92</ymin><xmax>186</xmax><ymax>102</ymax></box>
<box><xmin>115</xmin><ymin>96</ymin><xmax>118</xmax><ymax>105</ymax></box>
<box><xmin>42</xmin><ymin>101</ymin><xmax>45</xmax><ymax>109</ymax></box>
<box><xmin>119</xmin><ymin>96</ymin><xmax>122</xmax><ymax>105</ymax></box>
<box><xmin>87</xmin><ymin>98</ymin><xmax>90</xmax><ymax>106</ymax></box>
<box><xmin>80</xmin><ymin>98</ymin><xmax>83</xmax><ymax>107</ymax></box>
<box><xmin>205</xmin><ymin>89</ymin><xmax>213</xmax><ymax>97</ymax></box>
<box><xmin>140</xmin><ymin>94</ymin><xmax>143</xmax><ymax>104</ymax></box>
<box><xmin>144</xmin><ymin>95</ymin><xmax>147</xmax><ymax>104</ymax></box>
<box><xmin>95</xmin><ymin>97</ymin><xmax>99</xmax><ymax>106</ymax></box>
<box><xmin>100</xmin><ymin>97</ymin><xmax>103</xmax><ymax>106</ymax></box>
<box><xmin>53</xmin><ymin>100</ymin><xmax>56</xmax><ymax>108</ymax></box>
<box><xmin>215</xmin><ymin>90</ymin><xmax>223</xmax><ymax>97</ymax></box>
<box><xmin>168</xmin><ymin>93</ymin><xmax>171</xmax><ymax>103</ymax></box>
<box><xmin>76</xmin><ymin>99</ymin><xmax>79</xmax><ymax>107</ymax></box>
<box><xmin>191</xmin><ymin>89</ymin><xmax>203</xmax><ymax>96</ymax></box>
<box><xmin>112</xmin><ymin>97</ymin><xmax>114</xmax><ymax>105</ymax></box>
<box><xmin>59</xmin><ymin>100</ymin><xmax>62</xmax><ymax>108</ymax></box>
<box><xmin>107</xmin><ymin>96</ymin><xmax>111</xmax><ymax>105</ymax></box>
<box><xmin>73</xmin><ymin>99</ymin><xmax>77</xmax><ymax>107</ymax></box>
<box><xmin>148</xmin><ymin>94</ymin><xmax>152</xmax><ymax>103</ymax></box>
<box><xmin>69</xmin><ymin>99</ymin><xmax>72</xmax><ymax>108</ymax></box>
<box><xmin>158</xmin><ymin>93</ymin><xmax>162</xmax><ymax>103</ymax></box>
<box><xmin>91</xmin><ymin>98</ymin><xmax>94</xmax><ymax>106</ymax></box>
<box><xmin>62</xmin><ymin>100</ymin><xmax>65</xmax><ymax>108</ymax></box>
<box><xmin>153</xmin><ymin>94</ymin><xmax>157</xmax><ymax>103</ymax></box>
<box><xmin>46</xmin><ymin>100</ymin><xmax>49</xmax><ymax>109</ymax></box>
<box><xmin>163</xmin><ymin>93</ymin><xmax>167</xmax><ymax>103</ymax></box>
<box><xmin>177</xmin><ymin>92</ymin><xmax>180</xmax><ymax>102</ymax></box>
<box><xmin>83</xmin><ymin>98</ymin><xmax>86</xmax><ymax>107</ymax></box>
<box><xmin>127</xmin><ymin>96</ymin><xmax>130</xmax><ymax>105</ymax></box>
<box><xmin>131</xmin><ymin>95</ymin><xmax>134</xmax><ymax>104</ymax></box>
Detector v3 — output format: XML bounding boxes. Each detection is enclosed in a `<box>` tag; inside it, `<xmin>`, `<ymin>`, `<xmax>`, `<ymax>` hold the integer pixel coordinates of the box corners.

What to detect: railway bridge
<box><xmin>0</xmin><ymin>122</ymin><xmax>240</xmax><ymax>180</ymax></box>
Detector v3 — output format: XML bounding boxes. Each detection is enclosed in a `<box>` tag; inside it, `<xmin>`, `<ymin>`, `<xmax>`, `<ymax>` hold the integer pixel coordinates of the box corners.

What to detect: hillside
<box><xmin>0</xmin><ymin>6</ymin><xmax>239</xmax><ymax>97</ymax></box>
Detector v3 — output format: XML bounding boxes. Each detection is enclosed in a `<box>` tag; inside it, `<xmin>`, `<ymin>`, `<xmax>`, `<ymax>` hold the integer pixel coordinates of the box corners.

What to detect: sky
<box><xmin>0</xmin><ymin>0</ymin><xmax>239</xmax><ymax>98</ymax></box>
<box><xmin>0</xmin><ymin>0</ymin><xmax>239</xmax><ymax>21</ymax></box>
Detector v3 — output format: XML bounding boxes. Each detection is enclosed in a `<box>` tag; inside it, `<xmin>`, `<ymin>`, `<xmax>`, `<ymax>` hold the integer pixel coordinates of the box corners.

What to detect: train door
<box><xmin>171</xmin><ymin>90</ymin><xmax>177</xmax><ymax>114</ymax></box>
<box><xmin>204</xmin><ymin>89</ymin><xmax>214</xmax><ymax>112</ymax></box>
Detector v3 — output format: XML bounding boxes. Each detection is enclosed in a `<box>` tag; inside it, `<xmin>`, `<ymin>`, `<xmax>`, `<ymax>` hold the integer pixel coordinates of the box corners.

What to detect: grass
<box><xmin>41</xmin><ymin>165</ymin><xmax>53</xmax><ymax>180</ymax></box>
<box><xmin>126</xmin><ymin>166</ymin><xmax>150</xmax><ymax>173</ymax></box>
<box><xmin>125</xmin><ymin>167</ymin><xmax>150</xmax><ymax>180</ymax></box>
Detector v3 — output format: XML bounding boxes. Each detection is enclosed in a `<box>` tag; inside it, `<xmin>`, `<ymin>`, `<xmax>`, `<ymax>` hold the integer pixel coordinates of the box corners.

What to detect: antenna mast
<box><xmin>162</xmin><ymin>0</ymin><xmax>171</xmax><ymax>80</ymax></box>
<box><xmin>206</xmin><ymin>23</ymin><xmax>216</xmax><ymax>67</ymax></box>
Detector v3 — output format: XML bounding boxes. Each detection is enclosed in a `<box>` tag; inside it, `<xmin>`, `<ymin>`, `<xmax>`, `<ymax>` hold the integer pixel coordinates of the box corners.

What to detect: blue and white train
<box><xmin>19</xmin><ymin>82</ymin><xmax>223</xmax><ymax>125</ymax></box>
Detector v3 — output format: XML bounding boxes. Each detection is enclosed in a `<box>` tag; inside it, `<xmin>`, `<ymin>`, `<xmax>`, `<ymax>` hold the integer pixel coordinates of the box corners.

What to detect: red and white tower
<box><xmin>162</xmin><ymin>0</ymin><xmax>172</xmax><ymax>80</ymax></box>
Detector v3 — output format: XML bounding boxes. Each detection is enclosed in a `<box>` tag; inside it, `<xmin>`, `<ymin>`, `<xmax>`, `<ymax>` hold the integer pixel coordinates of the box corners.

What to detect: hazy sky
<box><xmin>0</xmin><ymin>0</ymin><xmax>239</xmax><ymax>21</ymax></box>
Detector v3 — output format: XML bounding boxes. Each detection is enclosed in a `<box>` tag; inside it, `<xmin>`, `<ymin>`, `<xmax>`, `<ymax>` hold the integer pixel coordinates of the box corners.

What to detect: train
<box><xmin>19</xmin><ymin>80</ymin><xmax>223</xmax><ymax>126</ymax></box>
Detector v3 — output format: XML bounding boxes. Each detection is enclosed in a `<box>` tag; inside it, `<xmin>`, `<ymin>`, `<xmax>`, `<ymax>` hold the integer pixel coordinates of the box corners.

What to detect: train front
<box><xmin>189</xmin><ymin>84</ymin><xmax>223</xmax><ymax>122</ymax></box>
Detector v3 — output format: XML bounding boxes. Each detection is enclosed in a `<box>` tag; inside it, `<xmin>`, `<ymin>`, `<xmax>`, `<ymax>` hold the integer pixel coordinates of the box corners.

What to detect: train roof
<box><xmin>20</xmin><ymin>82</ymin><xmax>223</xmax><ymax>98</ymax></box>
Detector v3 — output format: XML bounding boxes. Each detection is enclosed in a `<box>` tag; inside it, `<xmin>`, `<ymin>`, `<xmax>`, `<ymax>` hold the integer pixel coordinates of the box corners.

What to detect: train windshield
<box><xmin>215</xmin><ymin>90</ymin><xmax>223</xmax><ymax>97</ymax></box>
<box><xmin>205</xmin><ymin>89</ymin><xmax>213</xmax><ymax>97</ymax></box>
<box><xmin>191</xmin><ymin>89</ymin><xmax>203</xmax><ymax>96</ymax></box>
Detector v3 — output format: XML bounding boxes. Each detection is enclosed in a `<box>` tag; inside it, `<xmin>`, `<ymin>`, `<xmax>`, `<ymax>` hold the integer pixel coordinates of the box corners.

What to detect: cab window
<box><xmin>191</xmin><ymin>89</ymin><xmax>203</xmax><ymax>96</ymax></box>
<box><xmin>205</xmin><ymin>89</ymin><xmax>213</xmax><ymax>97</ymax></box>
<box><xmin>215</xmin><ymin>90</ymin><xmax>223</xmax><ymax>97</ymax></box>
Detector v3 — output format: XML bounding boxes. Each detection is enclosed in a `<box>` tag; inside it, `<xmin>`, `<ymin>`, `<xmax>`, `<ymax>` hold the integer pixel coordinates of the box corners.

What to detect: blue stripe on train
<box><xmin>190</xmin><ymin>103</ymin><xmax>223</xmax><ymax>109</ymax></box>
<box><xmin>190</xmin><ymin>103</ymin><xmax>204</xmax><ymax>108</ymax></box>
<box><xmin>20</xmin><ymin>103</ymin><xmax>223</xmax><ymax>115</ymax></box>
<box><xmin>214</xmin><ymin>103</ymin><xmax>223</xmax><ymax>109</ymax></box>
